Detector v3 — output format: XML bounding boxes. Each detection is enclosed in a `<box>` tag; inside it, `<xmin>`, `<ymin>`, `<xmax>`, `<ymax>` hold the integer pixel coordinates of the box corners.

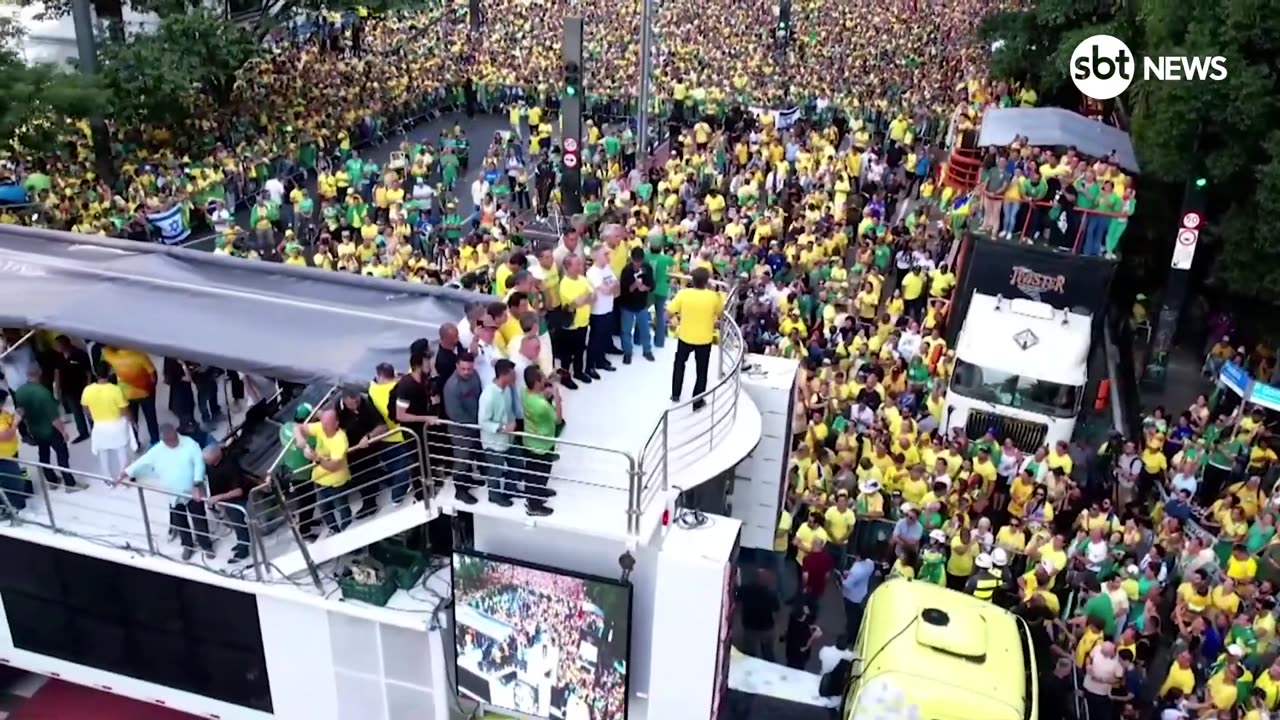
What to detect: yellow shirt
<box><xmin>824</xmin><ymin>506</ymin><xmax>856</xmax><ymax>544</ymax></box>
<box><xmin>1206</xmin><ymin>672</ymin><xmax>1238</xmax><ymax>709</ymax></box>
<box><xmin>1160</xmin><ymin>663</ymin><xmax>1196</xmax><ymax>697</ymax></box>
<box><xmin>668</xmin><ymin>287</ymin><xmax>724</xmax><ymax>345</ymax></box>
<box><xmin>794</xmin><ymin>523</ymin><xmax>829</xmax><ymax>565</ymax></box>
<box><xmin>947</xmin><ymin>537</ymin><xmax>978</xmax><ymax>576</ymax></box>
<box><xmin>1075</xmin><ymin>627</ymin><xmax>1103</xmax><ymax>667</ymax></box>
<box><xmin>0</xmin><ymin>412</ymin><xmax>18</xmax><ymax>459</ymax></box>
<box><xmin>559</xmin><ymin>275</ymin><xmax>593</xmax><ymax>329</ymax></box>
<box><xmin>774</xmin><ymin>510</ymin><xmax>793</xmax><ymax>552</ymax></box>
<box><xmin>80</xmin><ymin>382</ymin><xmax>129</xmax><ymax>422</ymax></box>
<box><xmin>102</xmin><ymin>347</ymin><xmax>156</xmax><ymax>400</ymax></box>
<box><xmin>900</xmin><ymin>272</ymin><xmax>924</xmax><ymax>301</ymax></box>
<box><xmin>1257</xmin><ymin>670</ymin><xmax>1280</xmax><ymax>709</ymax></box>
<box><xmin>307</xmin><ymin>422</ymin><xmax>351</xmax><ymax>488</ymax></box>
<box><xmin>367</xmin><ymin>380</ymin><xmax>404</xmax><ymax>442</ymax></box>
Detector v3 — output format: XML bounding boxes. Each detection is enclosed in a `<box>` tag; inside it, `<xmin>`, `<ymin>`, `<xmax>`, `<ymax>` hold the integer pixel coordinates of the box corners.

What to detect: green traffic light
<box><xmin>566</xmin><ymin>85</ymin><xmax>577</xmax><ymax>97</ymax></box>
<box><xmin>1195</xmin><ymin>177</ymin><xmax>1207</xmax><ymax>188</ymax></box>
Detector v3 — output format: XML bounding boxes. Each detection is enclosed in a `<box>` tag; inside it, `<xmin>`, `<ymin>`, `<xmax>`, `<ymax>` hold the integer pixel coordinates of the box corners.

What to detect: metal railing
<box><xmin>637</xmin><ymin>278</ymin><xmax>747</xmax><ymax>518</ymax></box>
<box><xmin>0</xmin><ymin>455</ymin><xmax>261</xmax><ymax>576</ymax></box>
<box><xmin>422</xmin><ymin>417</ymin><xmax>642</xmax><ymax>533</ymax></box>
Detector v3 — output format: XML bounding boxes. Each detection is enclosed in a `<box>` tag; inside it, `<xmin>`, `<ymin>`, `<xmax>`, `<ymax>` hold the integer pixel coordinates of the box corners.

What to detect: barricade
<box><xmin>974</xmin><ymin>192</ymin><xmax>1131</xmax><ymax>255</ymax></box>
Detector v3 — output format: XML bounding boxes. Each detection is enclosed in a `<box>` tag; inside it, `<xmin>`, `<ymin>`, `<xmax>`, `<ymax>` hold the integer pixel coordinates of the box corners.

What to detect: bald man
<box><xmin>293</xmin><ymin>408</ymin><xmax>353</xmax><ymax>535</ymax></box>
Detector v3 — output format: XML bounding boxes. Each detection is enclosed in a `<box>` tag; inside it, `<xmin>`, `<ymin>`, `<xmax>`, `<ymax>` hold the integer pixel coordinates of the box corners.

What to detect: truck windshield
<box><xmin>950</xmin><ymin>360</ymin><xmax>1079</xmax><ymax>418</ymax></box>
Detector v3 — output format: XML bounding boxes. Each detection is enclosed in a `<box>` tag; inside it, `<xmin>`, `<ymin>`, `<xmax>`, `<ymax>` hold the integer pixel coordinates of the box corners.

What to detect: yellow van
<box><xmin>843</xmin><ymin>578</ymin><xmax>1038</xmax><ymax>720</ymax></box>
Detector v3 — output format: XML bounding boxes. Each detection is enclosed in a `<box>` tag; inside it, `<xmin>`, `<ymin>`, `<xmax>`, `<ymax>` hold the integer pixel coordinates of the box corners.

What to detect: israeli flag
<box><xmin>146</xmin><ymin>205</ymin><xmax>191</xmax><ymax>244</ymax></box>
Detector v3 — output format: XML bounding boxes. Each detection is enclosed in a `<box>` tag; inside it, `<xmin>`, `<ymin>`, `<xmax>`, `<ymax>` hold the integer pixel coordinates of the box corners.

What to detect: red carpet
<box><xmin>12</xmin><ymin>679</ymin><xmax>198</xmax><ymax>720</ymax></box>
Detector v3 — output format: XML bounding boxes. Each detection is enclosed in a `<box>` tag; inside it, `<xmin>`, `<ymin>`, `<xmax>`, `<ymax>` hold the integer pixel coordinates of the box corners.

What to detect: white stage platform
<box><xmin>433</xmin><ymin>339</ymin><xmax>763</xmax><ymax>543</ymax></box>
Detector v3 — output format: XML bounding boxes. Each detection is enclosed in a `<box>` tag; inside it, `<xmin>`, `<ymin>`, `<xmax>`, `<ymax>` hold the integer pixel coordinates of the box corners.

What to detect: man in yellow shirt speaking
<box><xmin>667</xmin><ymin>267</ymin><xmax>724</xmax><ymax>411</ymax></box>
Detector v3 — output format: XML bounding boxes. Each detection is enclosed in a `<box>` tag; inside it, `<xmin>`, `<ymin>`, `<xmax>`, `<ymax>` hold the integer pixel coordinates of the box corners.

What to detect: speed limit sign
<box><xmin>563</xmin><ymin>137</ymin><xmax>579</xmax><ymax>153</ymax></box>
<box><xmin>563</xmin><ymin>153</ymin><xmax>579</xmax><ymax>168</ymax></box>
<box><xmin>1182</xmin><ymin>212</ymin><xmax>1202</xmax><ymax>230</ymax></box>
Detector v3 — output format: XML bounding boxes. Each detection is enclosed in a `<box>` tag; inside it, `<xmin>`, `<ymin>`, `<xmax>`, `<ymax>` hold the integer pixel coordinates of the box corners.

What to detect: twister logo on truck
<box><xmin>1008</xmin><ymin>266</ymin><xmax>1067</xmax><ymax>302</ymax></box>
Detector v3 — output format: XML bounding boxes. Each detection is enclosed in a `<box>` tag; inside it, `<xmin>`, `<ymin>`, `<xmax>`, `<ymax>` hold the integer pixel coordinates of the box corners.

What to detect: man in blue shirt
<box><xmin>842</xmin><ymin>553</ymin><xmax>876</xmax><ymax>642</ymax></box>
<box><xmin>119</xmin><ymin>423</ymin><xmax>212</xmax><ymax>561</ymax></box>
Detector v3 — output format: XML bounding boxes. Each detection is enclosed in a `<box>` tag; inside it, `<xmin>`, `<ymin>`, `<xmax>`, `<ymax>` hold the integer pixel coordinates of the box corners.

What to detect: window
<box><xmin>950</xmin><ymin>360</ymin><xmax>1079</xmax><ymax>418</ymax></box>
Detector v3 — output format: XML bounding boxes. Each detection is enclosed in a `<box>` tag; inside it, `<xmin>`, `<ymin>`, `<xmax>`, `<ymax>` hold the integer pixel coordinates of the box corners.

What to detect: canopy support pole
<box><xmin>0</xmin><ymin>330</ymin><xmax>35</xmax><ymax>362</ymax></box>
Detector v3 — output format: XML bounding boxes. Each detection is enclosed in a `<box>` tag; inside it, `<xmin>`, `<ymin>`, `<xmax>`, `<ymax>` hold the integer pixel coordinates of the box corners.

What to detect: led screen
<box><xmin>452</xmin><ymin>551</ymin><xmax>632</xmax><ymax>720</ymax></box>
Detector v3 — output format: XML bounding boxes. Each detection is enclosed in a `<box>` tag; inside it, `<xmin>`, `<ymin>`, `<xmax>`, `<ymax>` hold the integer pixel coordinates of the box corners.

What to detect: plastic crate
<box><xmin>371</xmin><ymin>541</ymin><xmax>428</xmax><ymax>590</ymax></box>
<box><xmin>338</xmin><ymin>573</ymin><xmax>398</xmax><ymax>607</ymax></box>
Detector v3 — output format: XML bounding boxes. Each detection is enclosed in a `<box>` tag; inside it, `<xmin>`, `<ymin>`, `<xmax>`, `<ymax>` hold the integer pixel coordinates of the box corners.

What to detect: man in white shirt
<box><xmin>473</xmin><ymin>321</ymin><xmax>505</xmax><ymax>387</ymax></box>
<box><xmin>552</xmin><ymin>229</ymin><xmax>586</xmax><ymax>273</ymax></box>
<box><xmin>896</xmin><ymin>321</ymin><xmax>923</xmax><ymax>361</ymax></box>
<box><xmin>470</xmin><ymin>177</ymin><xmax>489</xmax><ymax>211</ymax></box>
<box><xmin>263</xmin><ymin>176</ymin><xmax>285</xmax><ymax>204</ymax></box>
<box><xmin>584</xmin><ymin>246</ymin><xmax>618</xmax><ymax>378</ymax></box>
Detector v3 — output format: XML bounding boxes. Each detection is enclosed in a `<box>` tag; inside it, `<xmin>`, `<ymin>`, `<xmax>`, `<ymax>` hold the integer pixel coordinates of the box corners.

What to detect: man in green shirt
<box><xmin>646</xmin><ymin>240</ymin><xmax>676</xmax><ymax>348</ymax></box>
<box><xmin>280</xmin><ymin>403</ymin><xmax>320</xmax><ymax>538</ymax></box>
<box><xmin>520</xmin><ymin>367</ymin><xmax>559</xmax><ymax>517</ymax></box>
<box><xmin>12</xmin><ymin>365</ymin><xmax>80</xmax><ymax>490</ymax></box>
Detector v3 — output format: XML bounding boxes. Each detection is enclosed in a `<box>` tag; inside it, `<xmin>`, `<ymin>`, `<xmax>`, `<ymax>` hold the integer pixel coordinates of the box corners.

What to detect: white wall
<box><xmin>470</xmin><ymin>517</ymin><xmax>662</xmax><ymax>697</ymax></box>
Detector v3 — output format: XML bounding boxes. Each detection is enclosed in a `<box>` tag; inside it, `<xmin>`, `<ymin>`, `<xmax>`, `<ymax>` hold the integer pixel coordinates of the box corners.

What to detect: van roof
<box><xmin>852</xmin><ymin>579</ymin><xmax>1030</xmax><ymax>720</ymax></box>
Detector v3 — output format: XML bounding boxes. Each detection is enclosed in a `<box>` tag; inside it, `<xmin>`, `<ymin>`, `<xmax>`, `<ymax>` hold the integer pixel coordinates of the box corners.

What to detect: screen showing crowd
<box><xmin>452</xmin><ymin>552</ymin><xmax>632</xmax><ymax>720</ymax></box>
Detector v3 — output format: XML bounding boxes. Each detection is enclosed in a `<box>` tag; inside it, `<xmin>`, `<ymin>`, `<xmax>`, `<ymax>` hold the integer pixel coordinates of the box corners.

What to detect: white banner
<box><xmin>748</xmin><ymin>105</ymin><xmax>802</xmax><ymax>129</ymax></box>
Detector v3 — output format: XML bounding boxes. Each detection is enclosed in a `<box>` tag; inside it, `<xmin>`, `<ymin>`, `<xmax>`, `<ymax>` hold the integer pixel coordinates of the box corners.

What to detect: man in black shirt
<box><xmin>205</xmin><ymin>444</ymin><xmax>257</xmax><ymax>563</ymax></box>
<box><xmin>617</xmin><ymin>247</ymin><xmax>656</xmax><ymax>365</ymax></box>
<box><xmin>434</xmin><ymin>325</ymin><xmax>460</xmax><ymax>387</ymax></box>
<box><xmin>338</xmin><ymin>389</ymin><xmax>387</xmax><ymax>520</ymax></box>
<box><xmin>163</xmin><ymin>358</ymin><xmax>197</xmax><ymax>428</ymax></box>
<box><xmin>53</xmin><ymin>336</ymin><xmax>92</xmax><ymax>442</ymax></box>
<box><xmin>391</xmin><ymin>347</ymin><xmax>438</xmax><ymax>494</ymax></box>
<box><xmin>737</xmin><ymin>568</ymin><xmax>781</xmax><ymax>663</ymax></box>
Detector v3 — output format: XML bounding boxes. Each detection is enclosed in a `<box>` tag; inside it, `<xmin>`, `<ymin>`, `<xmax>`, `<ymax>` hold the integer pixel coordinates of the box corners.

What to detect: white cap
<box><xmin>929</xmin><ymin>530</ymin><xmax>947</xmax><ymax>544</ymax></box>
<box><xmin>991</xmin><ymin>548</ymin><xmax>1009</xmax><ymax>567</ymax></box>
<box><xmin>975</xmin><ymin>553</ymin><xmax>993</xmax><ymax>569</ymax></box>
<box><xmin>1228</xmin><ymin>644</ymin><xmax>1246</xmax><ymax>658</ymax></box>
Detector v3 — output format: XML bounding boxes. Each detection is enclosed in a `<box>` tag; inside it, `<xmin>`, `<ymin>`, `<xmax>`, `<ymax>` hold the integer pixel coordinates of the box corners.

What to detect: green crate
<box><xmin>371</xmin><ymin>541</ymin><xmax>428</xmax><ymax>590</ymax></box>
<box><xmin>338</xmin><ymin>573</ymin><xmax>398</xmax><ymax>607</ymax></box>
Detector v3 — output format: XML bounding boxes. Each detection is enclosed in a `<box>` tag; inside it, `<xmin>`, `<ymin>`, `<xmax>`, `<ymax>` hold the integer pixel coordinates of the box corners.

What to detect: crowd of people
<box><xmin>455</xmin><ymin>558</ymin><xmax>628</xmax><ymax>720</ymax></box>
<box><xmin>727</xmin><ymin>329</ymin><xmax>1280</xmax><ymax>720</ymax></box>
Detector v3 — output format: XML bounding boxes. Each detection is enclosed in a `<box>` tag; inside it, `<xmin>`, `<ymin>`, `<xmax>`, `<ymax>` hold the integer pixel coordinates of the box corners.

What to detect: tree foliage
<box><xmin>98</xmin><ymin>11</ymin><xmax>263</xmax><ymax>126</ymax></box>
<box><xmin>1</xmin><ymin>21</ymin><xmax>110</xmax><ymax>156</ymax></box>
<box><xmin>980</xmin><ymin>0</ymin><xmax>1280</xmax><ymax>300</ymax></box>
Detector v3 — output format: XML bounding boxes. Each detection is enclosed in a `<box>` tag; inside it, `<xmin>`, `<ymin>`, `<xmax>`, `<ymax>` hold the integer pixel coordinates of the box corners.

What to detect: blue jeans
<box><xmin>652</xmin><ymin>295</ymin><xmax>667</xmax><ymax>348</ymax></box>
<box><xmin>318</xmin><ymin>485</ymin><xmax>352</xmax><ymax>534</ymax></box>
<box><xmin>384</xmin><ymin>441</ymin><xmax>416</xmax><ymax>503</ymax></box>
<box><xmin>0</xmin><ymin>459</ymin><xmax>27</xmax><ymax>512</ymax></box>
<box><xmin>620</xmin><ymin>307</ymin><xmax>653</xmax><ymax>358</ymax></box>
<box><xmin>1001</xmin><ymin>201</ymin><xmax>1021</xmax><ymax>236</ymax></box>
<box><xmin>483</xmin><ymin>449</ymin><xmax>521</xmax><ymax>502</ymax></box>
<box><xmin>1084</xmin><ymin>215</ymin><xmax>1110</xmax><ymax>256</ymax></box>
<box><xmin>773</xmin><ymin>550</ymin><xmax>793</xmax><ymax>600</ymax></box>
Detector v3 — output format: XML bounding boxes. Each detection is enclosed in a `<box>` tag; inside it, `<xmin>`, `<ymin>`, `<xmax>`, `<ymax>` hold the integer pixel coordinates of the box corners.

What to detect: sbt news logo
<box><xmin>1070</xmin><ymin>34</ymin><xmax>1227</xmax><ymax>100</ymax></box>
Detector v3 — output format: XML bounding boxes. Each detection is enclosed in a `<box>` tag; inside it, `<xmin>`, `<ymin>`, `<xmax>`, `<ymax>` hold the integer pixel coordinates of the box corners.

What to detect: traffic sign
<box><xmin>563</xmin><ymin>137</ymin><xmax>579</xmax><ymax>153</ymax></box>
<box><xmin>1182</xmin><ymin>211</ymin><xmax>1201</xmax><ymax>230</ymax></box>
<box><xmin>1171</xmin><ymin>227</ymin><xmax>1199</xmax><ymax>270</ymax></box>
<box><xmin>563</xmin><ymin>153</ymin><xmax>579</xmax><ymax>169</ymax></box>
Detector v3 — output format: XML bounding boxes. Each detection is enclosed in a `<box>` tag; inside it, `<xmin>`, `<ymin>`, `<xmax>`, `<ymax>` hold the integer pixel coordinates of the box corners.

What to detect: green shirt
<box><xmin>1075</xmin><ymin>180</ymin><xmax>1100</xmax><ymax>210</ymax></box>
<box><xmin>279</xmin><ymin>422</ymin><xmax>316</xmax><ymax>476</ymax></box>
<box><xmin>522</xmin><ymin>391</ymin><xmax>558</xmax><ymax>454</ymax></box>
<box><xmin>603</xmin><ymin>136</ymin><xmax>621</xmax><ymax>157</ymax></box>
<box><xmin>1082</xmin><ymin>592</ymin><xmax>1117</xmax><ymax>637</ymax></box>
<box><xmin>13</xmin><ymin>382</ymin><xmax>60</xmax><ymax>440</ymax></box>
<box><xmin>647</xmin><ymin>252</ymin><xmax>675</xmax><ymax>297</ymax></box>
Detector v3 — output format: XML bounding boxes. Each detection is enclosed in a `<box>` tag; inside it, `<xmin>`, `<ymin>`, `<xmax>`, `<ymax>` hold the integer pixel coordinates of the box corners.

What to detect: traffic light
<box><xmin>564</xmin><ymin>61</ymin><xmax>581</xmax><ymax>98</ymax></box>
<box><xmin>1194</xmin><ymin>177</ymin><xmax>1208</xmax><ymax>188</ymax></box>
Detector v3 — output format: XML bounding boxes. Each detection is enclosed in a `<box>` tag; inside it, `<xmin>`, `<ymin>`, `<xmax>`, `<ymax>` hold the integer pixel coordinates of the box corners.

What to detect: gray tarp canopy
<box><xmin>0</xmin><ymin>227</ymin><xmax>486</xmax><ymax>387</ymax></box>
<box><xmin>976</xmin><ymin>107</ymin><xmax>1141</xmax><ymax>174</ymax></box>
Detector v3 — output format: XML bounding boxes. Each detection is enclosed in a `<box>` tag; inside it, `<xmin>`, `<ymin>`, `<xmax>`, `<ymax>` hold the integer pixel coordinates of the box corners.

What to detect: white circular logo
<box><xmin>1182</xmin><ymin>212</ymin><xmax>1201</xmax><ymax>229</ymax></box>
<box><xmin>1176</xmin><ymin>228</ymin><xmax>1198</xmax><ymax>246</ymax></box>
<box><xmin>563</xmin><ymin>137</ymin><xmax>579</xmax><ymax>153</ymax></box>
<box><xmin>1070</xmin><ymin>34</ymin><xmax>1135</xmax><ymax>100</ymax></box>
<box><xmin>563</xmin><ymin>153</ymin><xmax>579</xmax><ymax>168</ymax></box>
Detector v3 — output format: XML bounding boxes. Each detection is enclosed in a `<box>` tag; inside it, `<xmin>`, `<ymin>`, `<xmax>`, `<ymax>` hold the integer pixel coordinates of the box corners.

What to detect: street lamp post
<box><xmin>636</xmin><ymin>0</ymin><xmax>655</xmax><ymax>154</ymax></box>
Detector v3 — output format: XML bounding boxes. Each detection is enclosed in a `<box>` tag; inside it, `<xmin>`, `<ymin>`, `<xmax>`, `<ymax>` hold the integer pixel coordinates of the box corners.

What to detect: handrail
<box><xmin>974</xmin><ymin>190</ymin><xmax>1132</xmax><ymax>255</ymax></box>
<box><xmin>0</xmin><ymin>455</ymin><xmax>260</xmax><ymax>577</ymax></box>
<box><xmin>636</xmin><ymin>276</ymin><xmax>747</xmax><ymax>517</ymax></box>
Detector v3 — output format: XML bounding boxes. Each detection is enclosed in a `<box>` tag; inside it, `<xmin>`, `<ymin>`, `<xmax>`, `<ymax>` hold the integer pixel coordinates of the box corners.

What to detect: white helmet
<box><xmin>991</xmin><ymin>548</ymin><xmax>1009</xmax><ymax>567</ymax></box>
<box><xmin>975</xmin><ymin>553</ymin><xmax>993</xmax><ymax>569</ymax></box>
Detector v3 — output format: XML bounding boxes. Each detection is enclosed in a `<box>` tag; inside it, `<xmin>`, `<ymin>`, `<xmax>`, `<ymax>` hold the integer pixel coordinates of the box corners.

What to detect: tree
<box><xmin>1</xmin><ymin>22</ymin><xmax>110</xmax><ymax>156</ymax></box>
<box><xmin>18</xmin><ymin>0</ymin><xmax>129</xmax><ymax>42</ymax></box>
<box><xmin>980</xmin><ymin>0</ymin><xmax>1280</xmax><ymax>301</ymax></box>
<box><xmin>98</xmin><ymin>10</ymin><xmax>262</xmax><ymax>127</ymax></box>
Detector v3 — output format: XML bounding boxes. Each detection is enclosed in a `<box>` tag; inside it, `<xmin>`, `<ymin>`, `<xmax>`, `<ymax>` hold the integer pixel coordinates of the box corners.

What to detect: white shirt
<box><xmin>817</xmin><ymin>645</ymin><xmax>854</xmax><ymax>676</ymax></box>
<box><xmin>470</xmin><ymin>179</ymin><xmax>488</xmax><ymax>208</ymax></box>
<box><xmin>1084</xmin><ymin>539</ymin><xmax>1109</xmax><ymax>569</ymax></box>
<box><xmin>475</xmin><ymin>340</ymin><xmax>503</xmax><ymax>386</ymax></box>
<box><xmin>897</xmin><ymin>331</ymin><xmax>922</xmax><ymax>361</ymax></box>
<box><xmin>1082</xmin><ymin>646</ymin><xmax>1123</xmax><ymax>696</ymax></box>
<box><xmin>457</xmin><ymin>316</ymin><xmax>474</xmax><ymax>348</ymax></box>
<box><xmin>264</xmin><ymin>178</ymin><xmax>285</xmax><ymax>203</ymax></box>
<box><xmin>585</xmin><ymin>265</ymin><xmax>617</xmax><ymax>315</ymax></box>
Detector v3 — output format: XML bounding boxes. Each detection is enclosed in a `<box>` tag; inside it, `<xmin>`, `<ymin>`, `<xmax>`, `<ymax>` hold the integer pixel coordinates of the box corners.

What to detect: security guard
<box><xmin>965</xmin><ymin>553</ymin><xmax>1003</xmax><ymax>602</ymax></box>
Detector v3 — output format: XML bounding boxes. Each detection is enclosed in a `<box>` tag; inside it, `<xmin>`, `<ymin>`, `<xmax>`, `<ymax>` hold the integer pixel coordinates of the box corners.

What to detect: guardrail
<box><xmin>974</xmin><ymin>191</ymin><xmax>1131</xmax><ymax>256</ymax></box>
<box><xmin>0</xmin><ymin>455</ymin><xmax>262</xmax><ymax>577</ymax></box>
<box><xmin>637</xmin><ymin>277</ymin><xmax>746</xmax><ymax>519</ymax></box>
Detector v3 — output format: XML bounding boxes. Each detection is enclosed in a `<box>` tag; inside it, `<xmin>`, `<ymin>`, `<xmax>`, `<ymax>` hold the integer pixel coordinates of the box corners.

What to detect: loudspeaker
<box><xmin>0</xmin><ymin>536</ymin><xmax>61</xmax><ymax>600</ymax></box>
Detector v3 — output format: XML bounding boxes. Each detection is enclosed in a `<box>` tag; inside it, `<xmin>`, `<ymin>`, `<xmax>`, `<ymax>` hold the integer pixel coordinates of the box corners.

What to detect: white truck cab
<box><xmin>944</xmin><ymin>293</ymin><xmax>1091</xmax><ymax>452</ymax></box>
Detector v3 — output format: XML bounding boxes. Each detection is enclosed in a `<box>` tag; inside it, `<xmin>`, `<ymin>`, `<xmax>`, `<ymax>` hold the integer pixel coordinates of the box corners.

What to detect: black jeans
<box><xmin>587</xmin><ymin>313</ymin><xmax>612</xmax><ymax>371</ymax></box>
<box><xmin>129</xmin><ymin>395</ymin><xmax>160</xmax><ymax>445</ymax></box>
<box><xmin>671</xmin><ymin>340</ymin><xmax>712</xmax><ymax>407</ymax></box>
<box><xmin>171</xmin><ymin>499</ymin><xmax>213</xmax><ymax>551</ymax></box>
<box><xmin>60</xmin><ymin>392</ymin><xmax>90</xmax><ymax>437</ymax></box>
<box><xmin>36</xmin><ymin>434</ymin><xmax>77</xmax><ymax>488</ymax></box>
<box><xmin>222</xmin><ymin>501</ymin><xmax>252</xmax><ymax>556</ymax></box>
<box><xmin>195</xmin><ymin>375</ymin><xmax>221</xmax><ymax>421</ymax></box>
<box><xmin>562</xmin><ymin>326</ymin><xmax>588</xmax><ymax>375</ymax></box>
<box><xmin>521</xmin><ymin>448</ymin><xmax>556</xmax><ymax>503</ymax></box>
